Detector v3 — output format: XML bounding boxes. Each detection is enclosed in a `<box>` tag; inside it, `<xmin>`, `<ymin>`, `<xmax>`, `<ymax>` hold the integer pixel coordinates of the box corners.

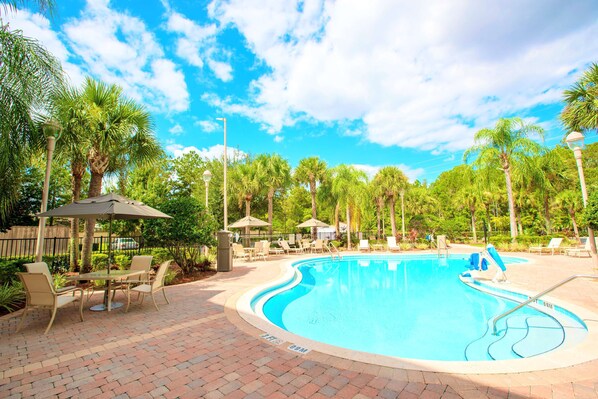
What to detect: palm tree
<box><xmin>79</xmin><ymin>77</ymin><xmax>160</xmax><ymax>271</ymax></box>
<box><xmin>464</xmin><ymin>117</ymin><xmax>544</xmax><ymax>241</ymax></box>
<box><xmin>561</xmin><ymin>63</ymin><xmax>598</xmax><ymax>133</ymax></box>
<box><xmin>255</xmin><ymin>154</ymin><xmax>291</xmax><ymax>236</ymax></box>
<box><xmin>554</xmin><ymin>190</ymin><xmax>583</xmax><ymax>242</ymax></box>
<box><xmin>0</xmin><ymin>3</ymin><xmax>63</xmax><ymax>227</ymax></box>
<box><xmin>452</xmin><ymin>166</ymin><xmax>480</xmax><ymax>242</ymax></box>
<box><xmin>49</xmin><ymin>83</ymin><xmax>90</xmax><ymax>270</ymax></box>
<box><xmin>373</xmin><ymin>166</ymin><xmax>408</xmax><ymax>239</ymax></box>
<box><xmin>231</xmin><ymin>158</ymin><xmax>263</xmax><ymax>238</ymax></box>
<box><xmin>294</xmin><ymin>157</ymin><xmax>327</xmax><ymax>237</ymax></box>
<box><xmin>331</xmin><ymin>165</ymin><xmax>367</xmax><ymax>249</ymax></box>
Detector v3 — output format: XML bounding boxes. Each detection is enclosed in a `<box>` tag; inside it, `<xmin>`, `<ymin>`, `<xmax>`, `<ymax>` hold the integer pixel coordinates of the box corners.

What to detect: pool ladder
<box><xmin>492</xmin><ymin>274</ymin><xmax>598</xmax><ymax>335</ymax></box>
<box><xmin>325</xmin><ymin>242</ymin><xmax>342</xmax><ymax>260</ymax></box>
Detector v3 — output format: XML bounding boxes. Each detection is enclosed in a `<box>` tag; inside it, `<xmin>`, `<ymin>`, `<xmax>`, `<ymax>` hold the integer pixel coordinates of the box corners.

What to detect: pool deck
<box><xmin>1</xmin><ymin>245</ymin><xmax>597</xmax><ymax>398</ymax></box>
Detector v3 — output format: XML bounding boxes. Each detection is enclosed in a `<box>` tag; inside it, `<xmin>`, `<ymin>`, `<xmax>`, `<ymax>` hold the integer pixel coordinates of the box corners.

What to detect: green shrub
<box><xmin>150</xmin><ymin>248</ymin><xmax>171</xmax><ymax>265</ymax></box>
<box><xmin>114</xmin><ymin>255</ymin><xmax>131</xmax><ymax>270</ymax></box>
<box><xmin>164</xmin><ymin>268</ymin><xmax>179</xmax><ymax>285</ymax></box>
<box><xmin>0</xmin><ymin>282</ymin><xmax>25</xmax><ymax>313</ymax></box>
<box><xmin>43</xmin><ymin>255</ymin><xmax>69</xmax><ymax>274</ymax></box>
<box><xmin>53</xmin><ymin>273</ymin><xmax>68</xmax><ymax>289</ymax></box>
<box><xmin>91</xmin><ymin>254</ymin><xmax>109</xmax><ymax>271</ymax></box>
<box><xmin>0</xmin><ymin>259</ymin><xmax>28</xmax><ymax>285</ymax></box>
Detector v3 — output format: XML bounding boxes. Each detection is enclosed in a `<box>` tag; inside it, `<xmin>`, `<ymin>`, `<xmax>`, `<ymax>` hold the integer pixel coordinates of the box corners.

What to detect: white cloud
<box><xmin>164</xmin><ymin>10</ymin><xmax>232</xmax><ymax>82</ymax></box>
<box><xmin>274</xmin><ymin>135</ymin><xmax>284</xmax><ymax>143</ymax></box>
<box><xmin>195</xmin><ymin>120</ymin><xmax>221</xmax><ymax>133</ymax></box>
<box><xmin>353</xmin><ymin>164</ymin><xmax>424</xmax><ymax>183</ymax></box>
<box><xmin>169</xmin><ymin>124</ymin><xmax>184</xmax><ymax>135</ymax></box>
<box><xmin>62</xmin><ymin>0</ymin><xmax>189</xmax><ymax>113</ymax></box>
<box><xmin>208</xmin><ymin>0</ymin><xmax>598</xmax><ymax>152</ymax></box>
<box><xmin>3</xmin><ymin>10</ymin><xmax>85</xmax><ymax>85</ymax></box>
<box><xmin>166</xmin><ymin>143</ymin><xmax>247</xmax><ymax>161</ymax></box>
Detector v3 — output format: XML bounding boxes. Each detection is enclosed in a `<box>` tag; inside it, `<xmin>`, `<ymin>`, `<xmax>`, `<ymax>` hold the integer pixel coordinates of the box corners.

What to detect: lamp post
<box><xmin>565</xmin><ymin>131</ymin><xmax>598</xmax><ymax>265</ymax></box>
<box><xmin>202</xmin><ymin>170</ymin><xmax>212</xmax><ymax>208</ymax></box>
<box><xmin>216</xmin><ymin>117</ymin><xmax>227</xmax><ymax>230</ymax></box>
<box><xmin>35</xmin><ymin>120</ymin><xmax>62</xmax><ymax>262</ymax></box>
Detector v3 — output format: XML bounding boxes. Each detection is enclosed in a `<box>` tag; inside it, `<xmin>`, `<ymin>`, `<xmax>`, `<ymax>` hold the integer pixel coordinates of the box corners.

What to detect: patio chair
<box><xmin>529</xmin><ymin>237</ymin><xmax>563</xmax><ymax>255</ymax></box>
<box><xmin>312</xmin><ymin>239</ymin><xmax>324</xmax><ymax>253</ymax></box>
<box><xmin>254</xmin><ymin>241</ymin><xmax>267</xmax><ymax>261</ymax></box>
<box><xmin>280</xmin><ymin>240</ymin><xmax>302</xmax><ymax>254</ymax></box>
<box><xmin>125</xmin><ymin>260</ymin><xmax>172</xmax><ymax>312</ymax></box>
<box><xmin>387</xmin><ymin>236</ymin><xmax>401</xmax><ymax>252</ymax></box>
<box><xmin>24</xmin><ymin>262</ymin><xmax>78</xmax><ymax>295</ymax></box>
<box><xmin>437</xmin><ymin>235</ymin><xmax>449</xmax><ymax>257</ymax></box>
<box><xmin>269</xmin><ymin>241</ymin><xmax>284</xmax><ymax>255</ymax></box>
<box><xmin>564</xmin><ymin>237</ymin><xmax>594</xmax><ymax>258</ymax></box>
<box><xmin>17</xmin><ymin>272</ymin><xmax>84</xmax><ymax>334</ymax></box>
<box><xmin>112</xmin><ymin>255</ymin><xmax>153</xmax><ymax>299</ymax></box>
<box><xmin>232</xmin><ymin>243</ymin><xmax>250</xmax><ymax>261</ymax></box>
<box><xmin>359</xmin><ymin>239</ymin><xmax>370</xmax><ymax>252</ymax></box>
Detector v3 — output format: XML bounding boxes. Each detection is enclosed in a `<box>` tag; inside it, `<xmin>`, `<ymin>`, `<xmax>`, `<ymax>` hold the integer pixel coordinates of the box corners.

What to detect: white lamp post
<box><xmin>565</xmin><ymin>131</ymin><xmax>598</xmax><ymax>265</ymax></box>
<box><xmin>216</xmin><ymin>117</ymin><xmax>227</xmax><ymax>230</ymax></box>
<box><xmin>202</xmin><ymin>170</ymin><xmax>212</xmax><ymax>208</ymax></box>
<box><xmin>35</xmin><ymin>120</ymin><xmax>62</xmax><ymax>262</ymax></box>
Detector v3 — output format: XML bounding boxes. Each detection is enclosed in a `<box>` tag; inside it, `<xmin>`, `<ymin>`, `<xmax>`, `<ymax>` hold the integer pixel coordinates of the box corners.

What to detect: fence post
<box><xmin>51</xmin><ymin>237</ymin><xmax>57</xmax><ymax>270</ymax></box>
<box><xmin>99</xmin><ymin>236</ymin><xmax>103</xmax><ymax>253</ymax></box>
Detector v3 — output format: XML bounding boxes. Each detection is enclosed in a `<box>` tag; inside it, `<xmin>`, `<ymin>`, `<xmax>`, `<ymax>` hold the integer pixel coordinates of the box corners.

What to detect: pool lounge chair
<box><xmin>529</xmin><ymin>237</ymin><xmax>563</xmax><ymax>255</ymax></box>
<box><xmin>387</xmin><ymin>236</ymin><xmax>401</xmax><ymax>252</ymax></box>
<box><xmin>280</xmin><ymin>240</ymin><xmax>302</xmax><ymax>254</ymax></box>
<box><xmin>564</xmin><ymin>237</ymin><xmax>594</xmax><ymax>258</ymax></box>
<box><xmin>269</xmin><ymin>241</ymin><xmax>284</xmax><ymax>255</ymax></box>
<box><xmin>359</xmin><ymin>239</ymin><xmax>370</xmax><ymax>252</ymax></box>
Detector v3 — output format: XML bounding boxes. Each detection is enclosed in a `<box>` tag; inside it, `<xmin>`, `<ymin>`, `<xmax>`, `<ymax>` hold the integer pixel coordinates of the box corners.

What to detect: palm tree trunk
<box><xmin>267</xmin><ymin>189</ymin><xmax>274</xmax><ymax>236</ymax></box>
<box><xmin>389</xmin><ymin>197</ymin><xmax>397</xmax><ymax>238</ymax></box>
<box><xmin>502</xmin><ymin>164</ymin><xmax>518</xmax><ymax>241</ymax></box>
<box><xmin>310</xmin><ymin>179</ymin><xmax>316</xmax><ymax>239</ymax></box>
<box><xmin>376</xmin><ymin>201</ymin><xmax>381</xmax><ymax>240</ymax></box>
<box><xmin>570</xmin><ymin>209</ymin><xmax>580</xmax><ymax>243</ymax></box>
<box><xmin>69</xmin><ymin>162</ymin><xmax>85</xmax><ymax>272</ymax></box>
<box><xmin>334</xmin><ymin>202</ymin><xmax>340</xmax><ymax>238</ymax></box>
<box><xmin>543</xmin><ymin>196</ymin><xmax>552</xmax><ymax>234</ymax></box>
<box><xmin>245</xmin><ymin>198</ymin><xmax>251</xmax><ymax>240</ymax></box>
<box><xmin>470</xmin><ymin>207</ymin><xmax>477</xmax><ymax>243</ymax></box>
<box><xmin>81</xmin><ymin>171</ymin><xmax>103</xmax><ymax>272</ymax></box>
<box><xmin>346</xmin><ymin>204</ymin><xmax>351</xmax><ymax>250</ymax></box>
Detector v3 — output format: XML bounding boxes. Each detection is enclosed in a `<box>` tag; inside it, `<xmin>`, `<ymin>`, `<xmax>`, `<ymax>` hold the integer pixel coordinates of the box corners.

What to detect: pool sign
<box><xmin>288</xmin><ymin>344</ymin><xmax>310</xmax><ymax>355</ymax></box>
<box><xmin>260</xmin><ymin>333</ymin><xmax>284</xmax><ymax>345</ymax></box>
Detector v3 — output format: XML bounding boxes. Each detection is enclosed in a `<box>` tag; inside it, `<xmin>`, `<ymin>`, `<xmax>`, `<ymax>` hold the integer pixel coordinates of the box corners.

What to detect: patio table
<box><xmin>67</xmin><ymin>269</ymin><xmax>145</xmax><ymax>312</ymax></box>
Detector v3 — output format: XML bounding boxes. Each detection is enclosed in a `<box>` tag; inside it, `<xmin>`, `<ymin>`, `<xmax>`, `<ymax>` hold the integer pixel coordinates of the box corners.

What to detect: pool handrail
<box><xmin>492</xmin><ymin>274</ymin><xmax>598</xmax><ymax>335</ymax></box>
<box><xmin>325</xmin><ymin>241</ymin><xmax>342</xmax><ymax>260</ymax></box>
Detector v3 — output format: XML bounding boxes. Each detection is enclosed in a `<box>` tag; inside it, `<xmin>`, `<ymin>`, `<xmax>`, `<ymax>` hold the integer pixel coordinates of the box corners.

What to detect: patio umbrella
<box><xmin>37</xmin><ymin>193</ymin><xmax>172</xmax><ymax>275</ymax></box>
<box><xmin>297</xmin><ymin>218</ymin><xmax>330</xmax><ymax>240</ymax></box>
<box><xmin>227</xmin><ymin>215</ymin><xmax>270</xmax><ymax>228</ymax></box>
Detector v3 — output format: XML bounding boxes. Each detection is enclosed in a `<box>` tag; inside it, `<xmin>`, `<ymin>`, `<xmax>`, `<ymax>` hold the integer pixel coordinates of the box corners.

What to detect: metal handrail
<box><xmin>325</xmin><ymin>242</ymin><xmax>342</xmax><ymax>260</ymax></box>
<box><xmin>492</xmin><ymin>274</ymin><xmax>598</xmax><ymax>335</ymax></box>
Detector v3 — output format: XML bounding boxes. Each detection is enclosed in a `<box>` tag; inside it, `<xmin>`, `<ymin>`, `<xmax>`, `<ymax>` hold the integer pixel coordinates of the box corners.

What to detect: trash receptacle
<box><xmin>217</xmin><ymin>230</ymin><xmax>233</xmax><ymax>272</ymax></box>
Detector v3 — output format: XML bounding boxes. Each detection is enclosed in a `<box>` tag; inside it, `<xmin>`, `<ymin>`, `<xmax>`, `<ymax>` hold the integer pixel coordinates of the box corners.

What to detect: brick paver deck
<box><xmin>1</xmin><ymin>246</ymin><xmax>597</xmax><ymax>398</ymax></box>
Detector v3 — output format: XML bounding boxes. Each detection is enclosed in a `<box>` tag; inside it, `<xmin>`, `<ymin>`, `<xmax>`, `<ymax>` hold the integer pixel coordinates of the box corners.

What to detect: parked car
<box><xmin>111</xmin><ymin>238</ymin><xmax>139</xmax><ymax>250</ymax></box>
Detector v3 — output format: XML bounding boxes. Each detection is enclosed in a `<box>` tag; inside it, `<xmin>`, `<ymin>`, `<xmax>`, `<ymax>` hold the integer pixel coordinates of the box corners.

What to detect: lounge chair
<box><xmin>437</xmin><ymin>235</ymin><xmax>449</xmax><ymax>257</ymax></box>
<box><xmin>529</xmin><ymin>237</ymin><xmax>563</xmax><ymax>255</ymax></box>
<box><xmin>280</xmin><ymin>240</ymin><xmax>302</xmax><ymax>254</ymax></box>
<box><xmin>387</xmin><ymin>236</ymin><xmax>401</xmax><ymax>252</ymax></box>
<box><xmin>359</xmin><ymin>239</ymin><xmax>370</xmax><ymax>252</ymax></box>
<box><xmin>269</xmin><ymin>241</ymin><xmax>284</xmax><ymax>255</ymax></box>
<box><xmin>125</xmin><ymin>260</ymin><xmax>172</xmax><ymax>312</ymax></box>
<box><xmin>564</xmin><ymin>238</ymin><xmax>594</xmax><ymax>258</ymax></box>
<box><xmin>17</xmin><ymin>272</ymin><xmax>84</xmax><ymax>334</ymax></box>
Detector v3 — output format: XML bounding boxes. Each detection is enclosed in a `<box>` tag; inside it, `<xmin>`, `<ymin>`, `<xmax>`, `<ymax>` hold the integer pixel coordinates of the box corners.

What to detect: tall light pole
<box><xmin>36</xmin><ymin>120</ymin><xmax>62</xmax><ymax>262</ymax></box>
<box><xmin>216</xmin><ymin>117</ymin><xmax>227</xmax><ymax>230</ymax></box>
<box><xmin>202</xmin><ymin>170</ymin><xmax>212</xmax><ymax>208</ymax></box>
<box><xmin>566</xmin><ymin>131</ymin><xmax>598</xmax><ymax>266</ymax></box>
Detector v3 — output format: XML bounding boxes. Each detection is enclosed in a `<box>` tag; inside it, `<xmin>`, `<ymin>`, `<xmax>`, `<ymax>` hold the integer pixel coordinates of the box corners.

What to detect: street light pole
<box><xmin>202</xmin><ymin>170</ymin><xmax>212</xmax><ymax>208</ymax></box>
<box><xmin>35</xmin><ymin>120</ymin><xmax>61</xmax><ymax>262</ymax></box>
<box><xmin>566</xmin><ymin>131</ymin><xmax>598</xmax><ymax>266</ymax></box>
<box><xmin>216</xmin><ymin>117</ymin><xmax>227</xmax><ymax>230</ymax></box>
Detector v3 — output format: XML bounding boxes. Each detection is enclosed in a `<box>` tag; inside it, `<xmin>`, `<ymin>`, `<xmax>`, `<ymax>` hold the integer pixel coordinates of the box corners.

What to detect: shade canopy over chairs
<box><xmin>125</xmin><ymin>260</ymin><xmax>172</xmax><ymax>312</ymax></box>
<box><xmin>17</xmin><ymin>272</ymin><xmax>84</xmax><ymax>334</ymax></box>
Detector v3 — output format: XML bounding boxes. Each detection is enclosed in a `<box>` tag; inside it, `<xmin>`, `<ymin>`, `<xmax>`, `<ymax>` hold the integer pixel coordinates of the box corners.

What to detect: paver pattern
<box><xmin>1</xmin><ymin>246</ymin><xmax>598</xmax><ymax>398</ymax></box>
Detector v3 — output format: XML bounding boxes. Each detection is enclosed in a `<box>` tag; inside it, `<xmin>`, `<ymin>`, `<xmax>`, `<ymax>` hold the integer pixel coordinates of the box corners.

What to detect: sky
<box><xmin>5</xmin><ymin>0</ymin><xmax>598</xmax><ymax>182</ymax></box>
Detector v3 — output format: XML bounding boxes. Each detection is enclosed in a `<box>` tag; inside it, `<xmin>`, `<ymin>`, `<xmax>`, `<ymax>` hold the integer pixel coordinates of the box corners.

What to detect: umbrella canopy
<box><xmin>37</xmin><ymin>193</ymin><xmax>171</xmax><ymax>220</ymax></box>
<box><xmin>297</xmin><ymin>218</ymin><xmax>330</xmax><ymax>228</ymax></box>
<box><xmin>228</xmin><ymin>215</ymin><xmax>270</xmax><ymax>229</ymax></box>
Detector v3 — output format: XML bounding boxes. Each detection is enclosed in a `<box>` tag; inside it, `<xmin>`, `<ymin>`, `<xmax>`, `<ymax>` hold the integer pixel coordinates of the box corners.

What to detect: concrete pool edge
<box><xmin>232</xmin><ymin>253</ymin><xmax>598</xmax><ymax>375</ymax></box>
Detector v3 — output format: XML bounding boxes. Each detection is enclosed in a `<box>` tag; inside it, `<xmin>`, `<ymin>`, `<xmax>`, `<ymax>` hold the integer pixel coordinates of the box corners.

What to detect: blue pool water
<box><xmin>260</xmin><ymin>255</ymin><xmax>586</xmax><ymax>361</ymax></box>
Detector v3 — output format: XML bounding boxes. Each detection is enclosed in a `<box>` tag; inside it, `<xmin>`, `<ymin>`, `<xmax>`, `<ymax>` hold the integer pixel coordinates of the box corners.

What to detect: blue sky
<box><xmin>6</xmin><ymin>0</ymin><xmax>598</xmax><ymax>182</ymax></box>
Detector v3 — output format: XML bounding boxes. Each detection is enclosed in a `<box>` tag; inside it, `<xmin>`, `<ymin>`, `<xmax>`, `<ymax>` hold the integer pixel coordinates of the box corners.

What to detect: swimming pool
<box><xmin>252</xmin><ymin>255</ymin><xmax>587</xmax><ymax>362</ymax></box>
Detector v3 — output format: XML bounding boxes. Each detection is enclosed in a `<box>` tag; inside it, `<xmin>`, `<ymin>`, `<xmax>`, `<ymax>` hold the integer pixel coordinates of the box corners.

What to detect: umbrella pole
<box><xmin>107</xmin><ymin>216</ymin><xmax>113</xmax><ymax>275</ymax></box>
